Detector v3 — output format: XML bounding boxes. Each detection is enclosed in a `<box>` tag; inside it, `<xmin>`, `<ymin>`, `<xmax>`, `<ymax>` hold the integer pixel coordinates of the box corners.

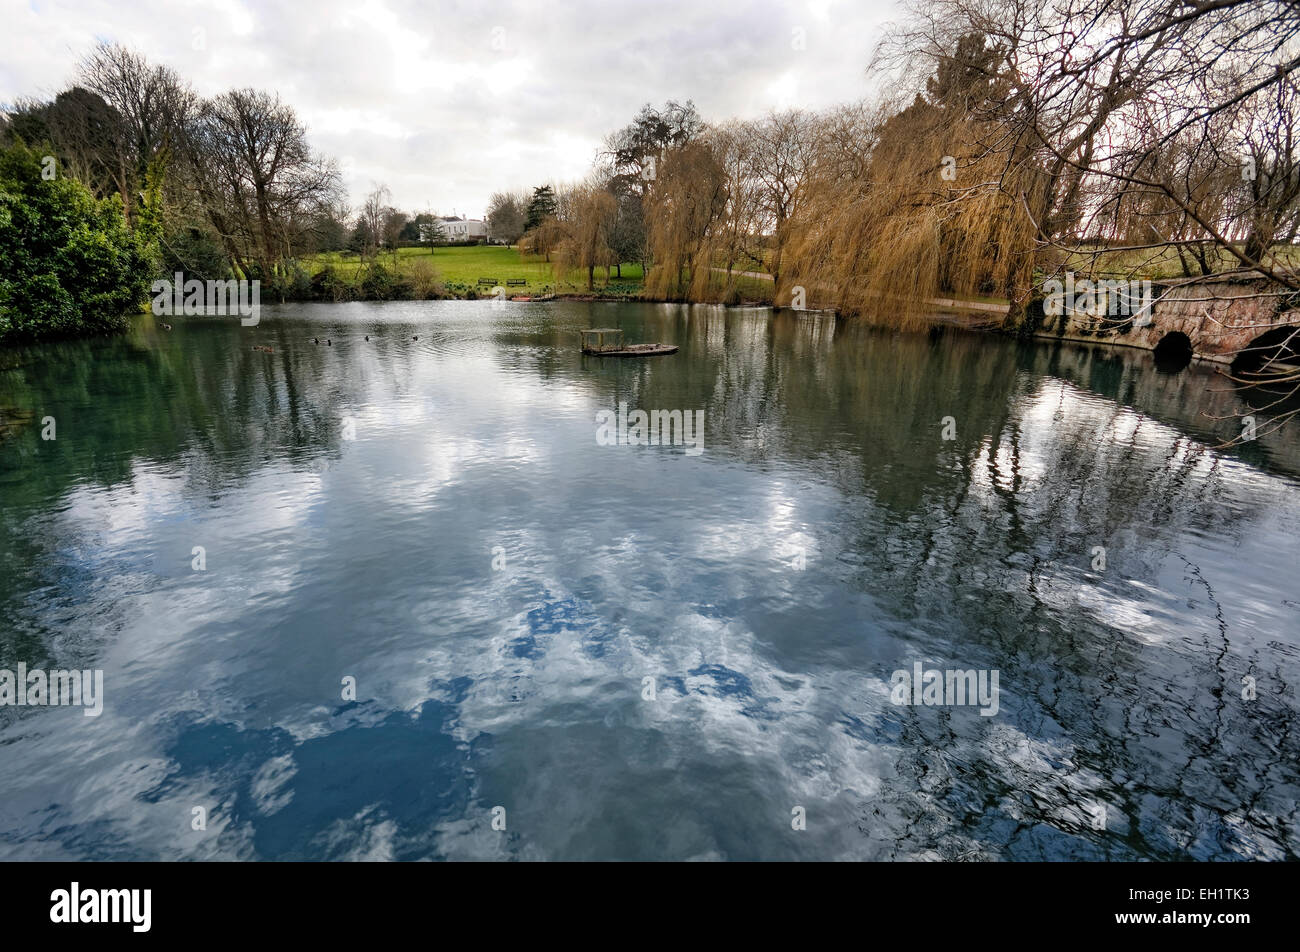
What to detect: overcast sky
<box><xmin>3</xmin><ymin>0</ymin><xmax>898</xmax><ymax>216</ymax></box>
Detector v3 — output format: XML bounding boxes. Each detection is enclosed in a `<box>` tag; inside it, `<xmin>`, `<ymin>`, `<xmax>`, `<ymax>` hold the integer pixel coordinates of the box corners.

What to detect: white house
<box><xmin>420</xmin><ymin>216</ymin><xmax>487</xmax><ymax>243</ymax></box>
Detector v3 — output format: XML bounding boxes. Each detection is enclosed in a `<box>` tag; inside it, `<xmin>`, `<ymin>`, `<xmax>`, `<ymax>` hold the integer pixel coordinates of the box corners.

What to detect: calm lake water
<box><xmin>1</xmin><ymin>300</ymin><xmax>1298</xmax><ymax>861</ymax></box>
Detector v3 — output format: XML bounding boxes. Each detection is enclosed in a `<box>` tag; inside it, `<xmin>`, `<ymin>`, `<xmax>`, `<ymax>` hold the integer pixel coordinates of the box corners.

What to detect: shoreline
<box><xmin>0</xmin><ymin>291</ymin><xmax>1273</xmax><ymax>371</ymax></box>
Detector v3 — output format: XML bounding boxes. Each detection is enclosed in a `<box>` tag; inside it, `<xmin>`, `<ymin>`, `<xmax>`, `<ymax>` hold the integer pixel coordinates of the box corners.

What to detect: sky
<box><xmin>2</xmin><ymin>0</ymin><xmax>898</xmax><ymax>217</ymax></box>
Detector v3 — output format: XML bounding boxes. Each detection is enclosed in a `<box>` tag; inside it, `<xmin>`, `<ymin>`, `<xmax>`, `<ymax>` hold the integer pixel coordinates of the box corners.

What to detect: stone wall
<box><xmin>1033</xmin><ymin>273</ymin><xmax>1297</xmax><ymax>364</ymax></box>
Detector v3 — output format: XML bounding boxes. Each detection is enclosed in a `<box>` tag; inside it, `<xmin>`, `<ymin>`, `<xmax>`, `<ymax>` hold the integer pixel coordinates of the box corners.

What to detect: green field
<box><xmin>304</xmin><ymin>245</ymin><xmax>645</xmax><ymax>295</ymax></box>
<box><xmin>298</xmin><ymin>244</ymin><xmax>788</xmax><ymax>304</ymax></box>
<box><xmin>1056</xmin><ymin>244</ymin><xmax>1300</xmax><ymax>281</ymax></box>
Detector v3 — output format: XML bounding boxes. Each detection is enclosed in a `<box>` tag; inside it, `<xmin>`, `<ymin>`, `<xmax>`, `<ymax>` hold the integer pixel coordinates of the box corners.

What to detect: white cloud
<box><xmin>1</xmin><ymin>0</ymin><xmax>898</xmax><ymax>214</ymax></box>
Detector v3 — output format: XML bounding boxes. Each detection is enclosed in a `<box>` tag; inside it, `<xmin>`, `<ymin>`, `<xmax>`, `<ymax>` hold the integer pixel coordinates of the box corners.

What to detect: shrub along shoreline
<box><xmin>0</xmin><ymin>142</ymin><xmax>154</xmax><ymax>346</ymax></box>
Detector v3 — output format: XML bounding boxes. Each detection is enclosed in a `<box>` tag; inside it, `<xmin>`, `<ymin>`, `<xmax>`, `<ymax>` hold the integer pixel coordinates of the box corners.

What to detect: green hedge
<box><xmin>0</xmin><ymin>141</ymin><xmax>153</xmax><ymax>343</ymax></box>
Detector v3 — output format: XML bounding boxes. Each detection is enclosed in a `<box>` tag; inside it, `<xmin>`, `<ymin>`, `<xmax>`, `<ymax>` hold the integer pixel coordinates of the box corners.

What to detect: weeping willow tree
<box><xmin>517</xmin><ymin>217</ymin><xmax>565</xmax><ymax>263</ymax></box>
<box><xmin>783</xmin><ymin>33</ymin><xmax>1039</xmax><ymax>330</ymax></box>
<box><xmin>643</xmin><ymin>140</ymin><xmax>730</xmax><ymax>301</ymax></box>
<box><xmin>550</xmin><ymin>183</ymin><xmax>618</xmax><ymax>290</ymax></box>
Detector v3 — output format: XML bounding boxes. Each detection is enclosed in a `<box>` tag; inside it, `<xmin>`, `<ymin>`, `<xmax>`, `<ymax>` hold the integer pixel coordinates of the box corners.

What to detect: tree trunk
<box><xmin>770</xmin><ymin>212</ymin><xmax>786</xmax><ymax>290</ymax></box>
<box><xmin>1000</xmin><ymin>253</ymin><xmax>1037</xmax><ymax>336</ymax></box>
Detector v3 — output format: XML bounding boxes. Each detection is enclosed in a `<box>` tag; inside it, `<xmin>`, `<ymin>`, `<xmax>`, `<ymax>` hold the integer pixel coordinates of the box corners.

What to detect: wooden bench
<box><xmin>477</xmin><ymin>277</ymin><xmax>498</xmax><ymax>286</ymax></box>
<box><xmin>506</xmin><ymin>278</ymin><xmax>527</xmax><ymax>286</ymax></box>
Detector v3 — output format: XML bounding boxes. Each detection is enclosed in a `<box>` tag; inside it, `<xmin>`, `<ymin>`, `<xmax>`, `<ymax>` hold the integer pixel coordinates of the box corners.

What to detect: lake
<box><xmin>1</xmin><ymin>300</ymin><xmax>1297</xmax><ymax>860</ymax></box>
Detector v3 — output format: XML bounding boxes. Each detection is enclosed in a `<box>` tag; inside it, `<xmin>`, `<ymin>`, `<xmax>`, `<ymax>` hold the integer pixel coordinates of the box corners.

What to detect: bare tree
<box><xmin>79</xmin><ymin>43</ymin><xmax>194</xmax><ymax>223</ymax></box>
<box><xmin>361</xmin><ymin>187</ymin><xmax>395</xmax><ymax>262</ymax></box>
<box><xmin>381</xmin><ymin>206</ymin><xmax>408</xmax><ymax>259</ymax></box>
<box><xmin>705</xmin><ymin>120</ymin><xmax>764</xmax><ymax>286</ymax></box>
<box><xmin>183</xmin><ymin>88</ymin><xmax>339</xmax><ymax>283</ymax></box>
<box><xmin>486</xmin><ymin>190</ymin><xmax>528</xmax><ymax>244</ymax></box>
<box><xmin>874</xmin><ymin>0</ymin><xmax>1300</xmax><ymax>310</ymax></box>
<box><xmin>746</xmin><ymin>109</ymin><xmax>820</xmax><ymax>291</ymax></box>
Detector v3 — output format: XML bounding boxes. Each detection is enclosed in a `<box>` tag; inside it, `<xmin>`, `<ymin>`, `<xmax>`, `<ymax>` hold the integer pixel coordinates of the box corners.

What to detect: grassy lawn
<box><xmin>731</xmin><ymin>273</ymin><xmax>777</xmax><ymax>302</ymax></box>
<box><xmin>1056</xmin><ymin>244</ymin><xmax>1300</xmax><ymax>280</ymax></box>
<box><xmin>299</xmin><ymin>244</ymin><xmax>778</xmax><ymax>303</ymax></box>
<box><xmin>304</xmin><ymin>245</ymin><xmax>644</xmax><ymax>295</ymax></box>
<box><xmin>301</xmin><ymin>242</ymin><xmax>1299</xmax><ymax>302</ymax></box>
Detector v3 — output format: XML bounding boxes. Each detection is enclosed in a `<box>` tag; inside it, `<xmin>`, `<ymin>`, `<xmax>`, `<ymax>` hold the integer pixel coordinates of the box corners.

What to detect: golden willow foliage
<box><xmin>517</xmin><ymin>217</ymin><xmax>564</xmax><ymax>262</ymax></box>
<box><xmin>574</xmin><ymin>4</ymin><xmax>1300</xmax><ymax>338</ymax></box>
<box><xmin>629</xmin><ymin>39</ymin><xmax>1046</xmax><ymax>327</ymax></box>
<box><xmin>783</xmin><ymin>95</ymin><xmax>1037</xmax><ymax>330</ymax></box>
<box><xmin>643</xmin><ymin>141</ymin><xmax>730</xmax><ymax>301</ymax></box>
<box><xmin>550</xmin><ymin>183</ymin><xmax>618</xmax><ymax>290</ymax></box>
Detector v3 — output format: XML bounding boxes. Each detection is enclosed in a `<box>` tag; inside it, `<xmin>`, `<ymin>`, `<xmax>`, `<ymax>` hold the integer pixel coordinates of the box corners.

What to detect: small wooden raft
<box><xmin>580</xmin><ymin>328</ymin><xmax>678</xmax><ymax>357</ymax></box>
